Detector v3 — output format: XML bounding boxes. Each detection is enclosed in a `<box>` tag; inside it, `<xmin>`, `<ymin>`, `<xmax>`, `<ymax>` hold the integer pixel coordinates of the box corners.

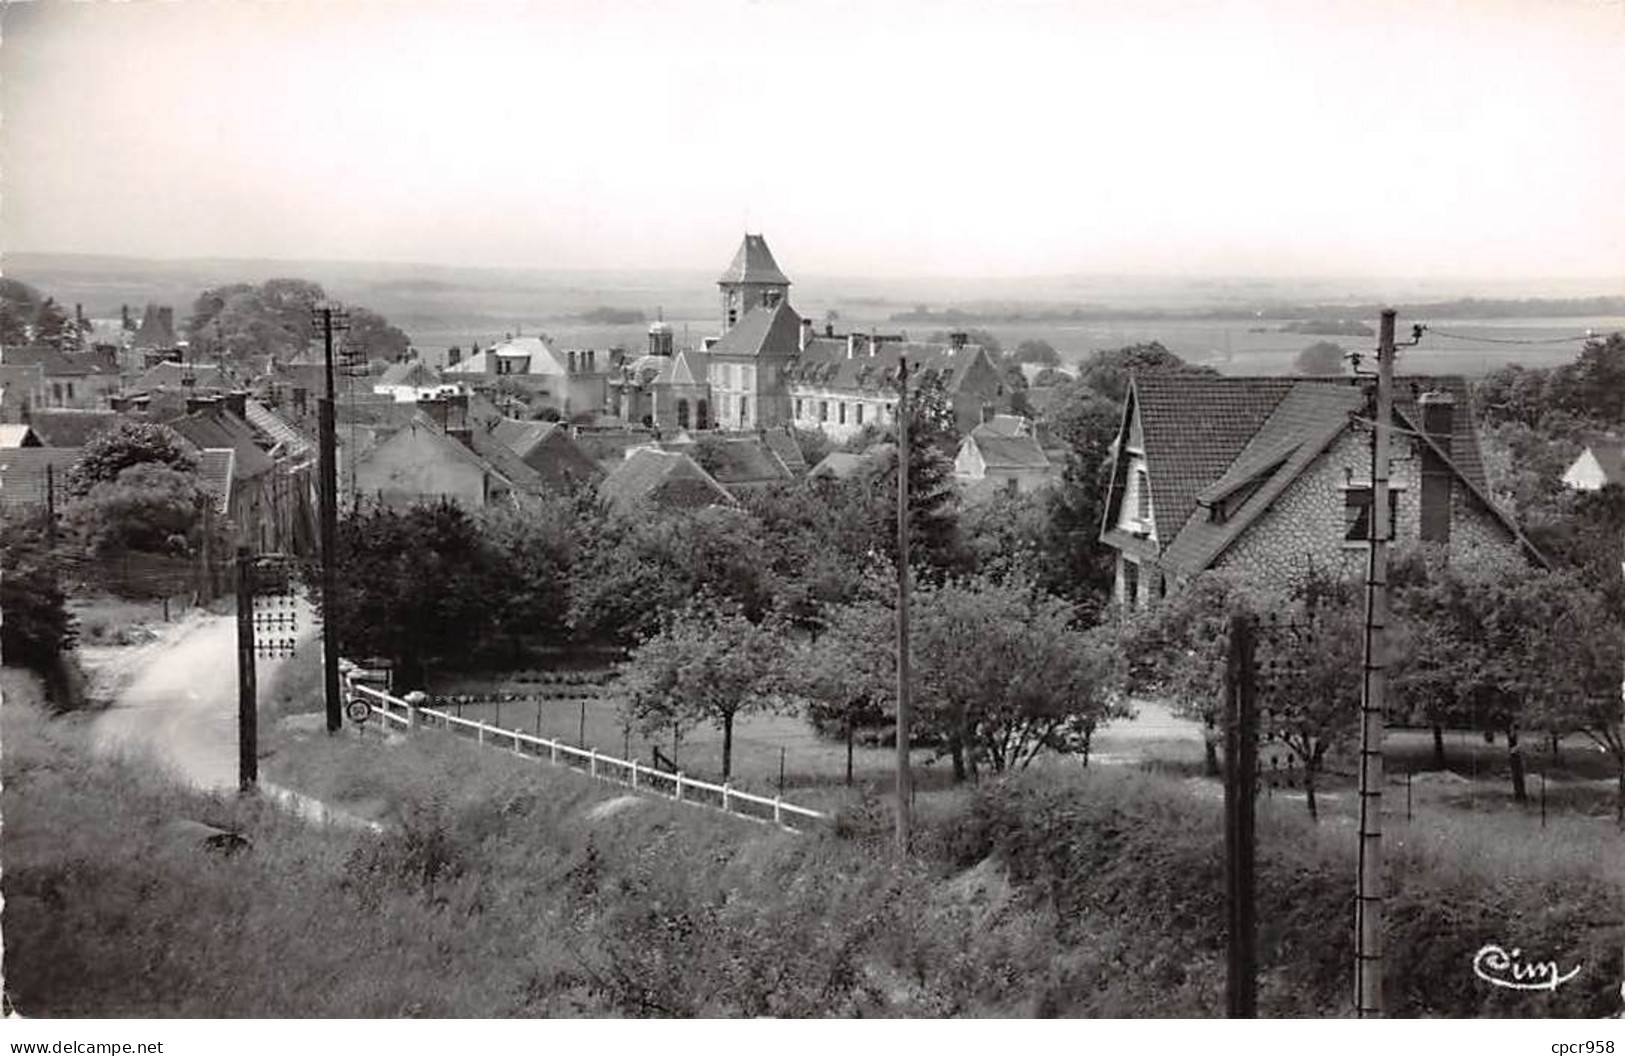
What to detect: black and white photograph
<box><xmin>1</xmin><ymin>0</ymin><xmax>1623</xmax><ymax>1037</ymax></box>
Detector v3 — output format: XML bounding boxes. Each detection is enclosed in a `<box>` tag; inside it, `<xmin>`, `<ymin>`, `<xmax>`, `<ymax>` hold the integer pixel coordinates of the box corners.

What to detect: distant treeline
<box><xmin>891</xmin><ymin>295</ymin><xmax>1625</xmax><ymax>325</ymax></box>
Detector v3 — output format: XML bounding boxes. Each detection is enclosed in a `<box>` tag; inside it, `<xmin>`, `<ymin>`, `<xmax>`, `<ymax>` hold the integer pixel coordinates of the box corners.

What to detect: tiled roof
<box><xmin>709</xmin><ymin>300</ymin><xmax>803</xmax><ymax>359</ymax></box>
<box><xmin>665</xmin><ymin>435</ymin><xmax>791</xmax><ymax>487</ymax></box>
<box><xmin>791</xmin><ymin>338</ymin><xmax>993</xmax><ymax>396</ymax></box>
<box><xmin>972</xmin><ymin>414</ymin><xmax>1032</xmax><ymax>439</ymax></box>
<box><xmin>27</xmin><ymin>409</ymin><xmax>123</xmax><ymax>447</ymax></box>
<box><xmin>759</xmin><ymin>427</ymin><xmax>807</xmax><ymax>476</ymax></box>
<box><xmin>377</xmin><ymin>358</ymin><xmax>443</xmax><ymax>388</ymax></box>
<box><xmin>967</xmin><ymin>432</ymin><xmax>1051</xmax><ymax>471</ymax></box>
<box><xmin>195</xmin><ymin>449</ymin><xmax>234</xmax><ymax>514</ymax></box>
<box><xmin>0</xmin><ymin>447</ymin><xmax>81</xmax><ymax>509</ymax></box>
<box><xmin>136</xmin><ymin>361</ymin><xmax>229</xmax><ymax>390</ymax></box>
<box><xmin>486</xmin><ymin>418</ymin><xmax>600</xmax><ymax>488</ymax></box>
<box><xmin>1124</xmin><ymin>373</ymin><xmax>1527</xmax><ymax>576</ymax></box>
<box><xmin>717</xmin><ymin>234</ymin><xmax>791</xmax><ymax>286</ymax></box>
<box><xmin>244</xmin><ymin>398</ymin><xmax>314</xmax><ymax>459</ymax></box>
<box><xmin>808</xmin><ymin>443</ymin><xmax>896</xmax><ymax>481</ymax></box>
<box><xmin>170</xmin><ymin>408</ymin><xmax>275</xmax><ymax>480</ymax></box>
<box><xmin>1161</xmin><ymin>383</ymin><xmax>1365</xmax><ymax>577</ymax></box>
<box><xmin>598</xmin><ymin>448</ymin><xmax>733</xmax><ymax>514</ymax></box>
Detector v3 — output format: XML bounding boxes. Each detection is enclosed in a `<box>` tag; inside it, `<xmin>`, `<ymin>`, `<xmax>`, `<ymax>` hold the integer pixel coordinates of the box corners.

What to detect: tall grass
<box><xmin>7</xmin><ymin>697</ymin><xmax>1621</xmax><ymax>1017</ymax></box>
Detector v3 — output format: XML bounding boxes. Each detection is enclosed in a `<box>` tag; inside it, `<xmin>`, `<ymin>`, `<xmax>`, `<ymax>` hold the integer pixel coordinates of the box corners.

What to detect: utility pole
<box><xmin>235</xmin><ymin>547</ymin><xmax>258</xmax><ymax>792</ymax></box>
<box><xmin>1223</xmin><ymin>613</ymin><xmax>1258</xmax><ymax>1018</ymax></box>
<box><xmin>313</xmin><ymin>304</ymin><xmax>347</xmax><ymax>734</ymax></box>
<box><xmin>895</xmin><ymin>355</ymin><xmax>913</xmax><ymax>857</ymax></box>
<box><xmin>44</xmin><ymin>463</ymin><xmax>56</xmax><ymax>544</ymax></box>
<box><xmin>1355</xmin><ymin>308</ymin><xmax>1396</xmax><ymax>1018</ymax></box>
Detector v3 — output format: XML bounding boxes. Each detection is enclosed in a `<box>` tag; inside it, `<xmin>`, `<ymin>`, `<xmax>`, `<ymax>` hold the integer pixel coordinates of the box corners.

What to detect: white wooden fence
<box><xmin>348</xmin><ymin>683</ymin><xmax>829</xmax><ymax>831</ymax></box>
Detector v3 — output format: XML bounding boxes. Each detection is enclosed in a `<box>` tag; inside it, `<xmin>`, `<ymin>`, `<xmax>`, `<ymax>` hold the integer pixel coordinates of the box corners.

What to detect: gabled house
<box><xmin>660</xmin><ymin>432</ymin><xmax>795</xmax><ymax>492</ymax></box>
<box><xmin>1</xmin><ymin>345</ymin><xmax>121</xmax><ymax>410</ymax></box>
<box><xmin>954</xmin><ymin>430</ymin><xmax>1055</xmax><ymax>500</ymax></box>
<box><xmin>787</xmin><ymin>333</ymin><xmax>1004</xmax><ymax>440</ymax></box>
<box><xmin>352</xmin><ymin>394</ymin><xmax>550</xmax><ymax>510</ymax></box>
<box><xmin>1561</xmin><ymin>434</ymin><xmax>1625</xmax><ymax>491</ymax></box>
<box><xmin>1100</xmin><ymin>374</ymin><xmax>1542</xmax><ymax>607</ymax></box>
<box><xmin>170</xmin><ymin>398</ymin><xmax>279</xmax><ymax>549</ymax></box>
<box><xmin>0</xmin><ymin>423</ymin><xmax>42</xmax><ymax>448</ymax></box>
<box><xmin>487</xmin><ymin>417</ymin><xmax>602</xmax><ymax>491</ymax></box>
<box><xmin>598</xmin><ymin>447</ymin><xmax>735</xmax><ymax>516</ymax></box>
<box><xmin>443</xmin><ymin>336</ymin><xmax>607</xmax><ymax>418</ymax></box>
<box><xmin>374</xmin><ymin>358</ymin><xmax>458</xmax><ymax>404</ymax></box>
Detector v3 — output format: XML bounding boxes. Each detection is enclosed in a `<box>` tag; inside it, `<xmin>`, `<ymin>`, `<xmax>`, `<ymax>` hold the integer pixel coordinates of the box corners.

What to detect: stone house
<box><xmin>1100</xmin><ymin>374</ymin><xmax>1543</xmax><ymax>607</ymax></box>
<box><xmin>954</xmin><ymin>428</ymin><xmax>1055</xmax><ymax>501</ymax></box>
<box><xmin>352</xmin><ymin>394</ymin><xmax>551</xmax><ymax>510</ymax></box>
<box><xmin>442</xmin><ymin>336</ymin><xmax>606</xmax><ymax>419</ymax></box>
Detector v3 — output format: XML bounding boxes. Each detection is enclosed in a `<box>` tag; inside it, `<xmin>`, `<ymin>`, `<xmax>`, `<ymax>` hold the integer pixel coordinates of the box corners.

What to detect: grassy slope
<box><xmin>6</xmin><ymin>685</ymin><xmax>1621</xmax><ymax>1017</ymax></box>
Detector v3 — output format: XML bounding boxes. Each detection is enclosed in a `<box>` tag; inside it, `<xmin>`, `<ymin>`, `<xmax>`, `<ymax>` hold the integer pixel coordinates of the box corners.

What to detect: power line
<box><xmin>1425</xmin><ymin>328</ymin><xmax>1602</xmax><ymax>346</ymax></box>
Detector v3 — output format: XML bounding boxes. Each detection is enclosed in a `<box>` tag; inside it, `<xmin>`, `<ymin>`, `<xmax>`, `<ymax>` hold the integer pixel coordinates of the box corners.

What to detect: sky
<box><xmin>3</xmin><ymin>0</ymin><xmax>1623</xmax><ymax>283</ymax></box>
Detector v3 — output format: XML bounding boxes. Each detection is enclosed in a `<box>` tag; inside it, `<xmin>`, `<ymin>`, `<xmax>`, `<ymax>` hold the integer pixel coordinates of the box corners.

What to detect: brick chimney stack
<box><xmin>1417</xmin><ymin>390</ymin><xmax>1455</xmax><ymax>544</ymax></box>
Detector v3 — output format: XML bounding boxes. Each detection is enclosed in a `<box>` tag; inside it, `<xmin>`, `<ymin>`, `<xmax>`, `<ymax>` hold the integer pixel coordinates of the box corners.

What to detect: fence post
<box><xmin>631</xmin><ymin>759</ymin><xmax>639</xmax><ymax>789</ymax></box>
<box><xmin>774</xmin><ymin>795</ymin><xmax>782</xmax><ymax>827</ymax></box>
<box><xmin>676</xmin><ymin>772</ymin><xmax>685</xmax><ymax>802</ymax></box>
<box><xmin>550</xmin><ymin>739</ymin><xmax>558</xmax><ymax>765</ymax></box>
<box><xmin>590</xmin><ymin>748</ymin><xmax>597</xmax><ymax>778</ymax></box>
<box><xmin>722</xmin><ymin>783</ymin><xmax>730</xmax><ymax>814</ymax></box>
<box><xmin>514</xmin><ymin>728</ymin><xmax>524</xmax><ymax>757</ymax></box>
<box><xmin>478</xmin><ymin>722</ymin><xmax>486</xmax><ymax>747</ymax></box>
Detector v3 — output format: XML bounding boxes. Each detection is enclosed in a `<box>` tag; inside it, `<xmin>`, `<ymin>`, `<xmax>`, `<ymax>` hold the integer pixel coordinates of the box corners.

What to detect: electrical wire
<box><xmin>1424</xmin><ymin>328</ymin><xmax>1604</xmax><ymax>346</ymax></box>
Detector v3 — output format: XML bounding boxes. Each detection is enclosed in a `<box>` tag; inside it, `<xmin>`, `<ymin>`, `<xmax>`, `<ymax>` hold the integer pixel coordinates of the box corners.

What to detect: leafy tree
<box><xmin>1031</xmin><ymin>380</ymin><xmax>1124</xmax><ymax>617</ymax></box>
<box><xmin>476</xmin><ymin>497</ymin><xmax>580</xmax><ymax>657</ymax></box>
<box><xmin>568</xmin><ymin>505</ymin><xmax>771</xmax><ymax>647</ymax></box>
<box><xmin>0</xmin><ymin>278</ymin><xmax>42</xmax><ymax>346</ymax></box>
<box><xmin>1030</xmin><ymin>366</ymin><xmax>1071</xmax><ymax>388</ymax></box>
<box><xmin>1077</xmin><ymin>341</ymin><xmax>1215</xmax><ymax>402</ymax></box>
<box><xmin>813</xmin><ymin>575</ymin><xmax>1125</xmax><ymax>781</ymax></box>
<box><xmin>345</xmin><ymin>305</ymin><xmax>412</xmax><ymax>362</ymax></box>
<box><xmin>1011</xmin><ymin>339</ymin><xmax>1061</xmax><ymax>367</ymax></box>
<box><xmin>1293</xmin><ymin>340</ymin><xmax>1347</xmax><ymax>376</ymax></box>
<box><xmin>317</xmin><ymin>500</ymin><xmax>501</xmax><ymax>687</ymax></box>
<box><xmin>66</xmin><ymin>420</ymin><xmax>197</xmax><ymax>498</ymax></box>
<box><xmin>31</xmin><ymin>298</ymin><xmax>78</xmax><ymax>352</ymax></box>
<box><xmin>617</xmin><ymin>600</ymin><xmax>789</xmax><ymax>780</ymax></box>
<box><xmin>0</xmin><ymin>523</ymin><xmax>77</xmax><ymax>678</ymax></box>
<box><xmin>67</xmin><ymin>463</ymin><xmax>210</xmax><ymax>556</ymax></box>
<box><xmin>738</xmin><ymin>482</ymin><xmax>875</xmax><ymax>635</ymax></box>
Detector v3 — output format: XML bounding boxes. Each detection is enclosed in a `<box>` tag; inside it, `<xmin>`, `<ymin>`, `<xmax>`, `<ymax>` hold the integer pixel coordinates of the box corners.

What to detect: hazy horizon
<box><xmin>5</xmin><ymin>1</ymin><xmax>1623</xmax><ymax>285</ymax></box>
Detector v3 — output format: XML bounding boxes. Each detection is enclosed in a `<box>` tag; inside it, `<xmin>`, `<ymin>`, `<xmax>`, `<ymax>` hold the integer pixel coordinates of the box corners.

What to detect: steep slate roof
<box><xmin>170</xmin><ymin>407</ymin><xmax>275</xmax><ymax>480</ymax></box>
<box><xmin>791</xmin><ymin>339</ymin><xmax>993</xmax><ymax>395</ymax></box>
<box><xmin>808</xmin><ymin>443</ymin><xmax>897</xmax><ymax>481</ymax></box>
<box><xmin>656</xmin><ymin>349</ymin><xmax>709</xmax><ymax>386</ymax></box>
<box><xmin>717</xmin><ymin>234</ymin><xmax>791</xmax><ymax>286</ymax></box>
<box><xmin>966</xmin><ymin>432</ymin><xmax>1051</xmax><ymax>471</ymax></box>
<box><xmin>598</xmin><ymin>448</ymin><xmax>734</xmax><ymax>514</ymax></box>
<box><xmin>244</xmin><ymin>398</ymin><xmax>314</xmax><ymax>459</ymax></box>
<box><xmin>445</xmin><ymin>337</ymin><xmax>566</xmax><ymax>377</ymax></box>
<box><xmin>708</xmin><ymin>300</ymin><xmax>803</xmax><ymax>359</ymax></box>
<box><xmin>27</xmin><ymin>409</ymin><xmax>123</xmax><ymax>447</ymax></box>
<box><xmin>0</xmin><ymin>447</ymin><xmax>81</xmax><ymax>509</ymax></box>
<box><xmin>1120</xmin><ymin>373</ymin><xmax>1533</xmax><ymax>576</ymax></box>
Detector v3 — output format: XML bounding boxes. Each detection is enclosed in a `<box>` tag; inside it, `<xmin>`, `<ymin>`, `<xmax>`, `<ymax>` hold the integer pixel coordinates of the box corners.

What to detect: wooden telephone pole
<box><xmin>235</xmin><ymin>548</ymin><xmax>258</xmax><ymax>792</ymax></box>
<box><xmin>895</xmin><ymin>354</ymin><xmax>913</xmax><ymax>857</ymax></box>
<box><xmin>1355</xmin><ymin>308</ymin><xmax>1397</xmax><ymax>1017</ymax></box>
<box><xmin>313</xmin><ymin>304</ymin><xmax>347</xmax><ymax>735</ymax></box>
<box><xmin>1224</xmin><ymin>613</ymin><xmax>1258</xmax><ymax>1017</ymax></box>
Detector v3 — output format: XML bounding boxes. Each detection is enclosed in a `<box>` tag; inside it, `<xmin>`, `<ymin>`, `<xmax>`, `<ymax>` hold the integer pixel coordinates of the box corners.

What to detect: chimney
<box><xmin>825</xmin><ymin>322</ymin><xmax>835</xmax><ymax>338</ymax></box>
<box><xmin>224</xmin><ymin>390</ymin><xmax>248</xmax><ymax>419</ymax></box>
<box><xmin>75</xmin><ymin>303</ymin><xmax>85</xmax><ymax>329</ymax></box>
<box><xmin>587</xmin><ymin>348</ymin><xmax>596</xmax><ymax>373</ymax></box>
<box><xmin>948</xmin><ymin>330</ymin><xmax>968</xmax><ymax>350</ymax></box>
<box><xmin>110</xmin><ymin>394</ymin><xmax>129</xmax><ymax>412</ymax></box>
<box><xmin>799</xmin><ymin>316</ymin><xmax>813</xmax><ymax>352</ymax></box>
<box><xmin>186</xmin><ymin>394</ymin><xmax>215</xmax><ymax>415</ymax></box>
<box><xmin>446</xmin><ymin>392</ymin><xmax>472</xmax><ymax>445</ymax></box>
<box><xmin>568</xmin><ymin>350</ymin><xmax>577</xmax><ymax>374</ymax></box>
<box><xmin>293</xmin><ymin>387</ymin><xmax>308</xmax><ymax>415</ymax></box>
<box><xmin>121</xmin><ymin>305</ymin><xmax>133</xmax><ymax>331</ymax></box>
<box><xmin>447</xmin><ymin>346</ymin><xmax>461</xmax><ymax>367</ymax></box>
<box><xmin>1417</xmin><ymin>390</ymin><xmax>1455</xmax><ymax>544</ymax></box>
<box><xmin>867</xmin><ymin>332</ymin><xmax>880</xmax><ymax>357</ymax></box>
<box><xmin>846</xmin><ymin>334</ymin><xmax>858</xmax><ymax>359</ymax></box>
<box><xmin>417</xmin><ymin>393</ymin><xmax>450</xmax><ymax>432</ymax></box>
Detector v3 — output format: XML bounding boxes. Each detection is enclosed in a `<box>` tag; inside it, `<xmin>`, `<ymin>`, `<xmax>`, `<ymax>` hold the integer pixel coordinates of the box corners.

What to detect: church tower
<box><xmin>717</xmin><ymin>234</ymin><xmax>790</xmax><ymax>334</ymax></box>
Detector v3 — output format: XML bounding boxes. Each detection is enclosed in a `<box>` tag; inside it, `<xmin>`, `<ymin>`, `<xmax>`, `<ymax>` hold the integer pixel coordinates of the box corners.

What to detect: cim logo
<box><xmin>1472</xmin><ymin>944</ymin><xmax>1582</xmax><ymax>993</ymax></box>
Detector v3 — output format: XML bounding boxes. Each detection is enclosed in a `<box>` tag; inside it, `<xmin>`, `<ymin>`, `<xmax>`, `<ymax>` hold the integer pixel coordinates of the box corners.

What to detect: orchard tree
<box><xmin>617</xmin><ymin>600</ymin><xmax>789</xmax><ymax>781</ymax></box>
<box><xmin>67</xmin><ymin>463</ymin><xmax>211</xmax><ymax>556</ymax></box>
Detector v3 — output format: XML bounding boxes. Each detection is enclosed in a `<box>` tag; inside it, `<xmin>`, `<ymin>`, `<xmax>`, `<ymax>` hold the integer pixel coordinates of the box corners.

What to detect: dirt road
<box><xmin>89</xmin><ymin>607</ymin><xmax>310</xmax><ymax>793</ymax></box>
